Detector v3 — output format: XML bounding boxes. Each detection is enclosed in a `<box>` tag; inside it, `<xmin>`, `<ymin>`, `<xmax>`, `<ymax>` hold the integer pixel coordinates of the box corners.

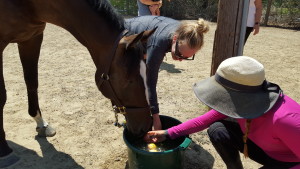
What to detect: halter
<box><xmin>95</xmin><ymin>30</ymin><xmax>150</xmax><ymax>127</ymax></box>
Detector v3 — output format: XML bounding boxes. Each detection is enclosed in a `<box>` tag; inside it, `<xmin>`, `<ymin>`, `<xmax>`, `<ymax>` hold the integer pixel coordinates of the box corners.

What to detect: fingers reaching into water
<box><xmin>143</xmin><ymin>130</ymin><xmax>168</xmax><ymax>143</ymax></box>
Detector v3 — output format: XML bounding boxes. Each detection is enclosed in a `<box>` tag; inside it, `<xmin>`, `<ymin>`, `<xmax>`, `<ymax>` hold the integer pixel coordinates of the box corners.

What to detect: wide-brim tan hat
<box><xmin>193</xmin><ymin>56</ymin><xmax>282</xmax><ymax>119</ymax></box>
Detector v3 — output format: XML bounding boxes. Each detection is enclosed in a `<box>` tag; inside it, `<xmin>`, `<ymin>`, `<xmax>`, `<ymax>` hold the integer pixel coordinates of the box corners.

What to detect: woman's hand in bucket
<box><xmin>143</xmin><ymin>130</ymin><xmax>167</xmax><ymax>143</ymax></box>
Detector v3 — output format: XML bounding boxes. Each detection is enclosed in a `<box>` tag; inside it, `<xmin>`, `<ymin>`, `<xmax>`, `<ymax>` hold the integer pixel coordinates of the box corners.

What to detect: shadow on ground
<box><xmin>5</xmin><ymin>137</ymin><xmax>84</xmax><ymax>169</ymax></box>
<box><xmin>184</xmin><ymin>141</ymin><xmax>214</xmax><ymax>169</ymax></box>
<box><xmin>160</xmin><ymin>62</ymin><xmax>184</xmax><ymax>73</ymax></box>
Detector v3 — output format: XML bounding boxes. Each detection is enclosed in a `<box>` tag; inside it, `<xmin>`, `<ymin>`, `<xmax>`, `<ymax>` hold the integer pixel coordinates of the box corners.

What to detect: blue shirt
<box><xmin>125</xmin><ymin>16</ymin><xmax>180</xmax><ymax>114</ymax></box>
<box><xmin>137</xmin><ymin>0</ymin><xmax>151</xmax><ymax>16</ymax></box>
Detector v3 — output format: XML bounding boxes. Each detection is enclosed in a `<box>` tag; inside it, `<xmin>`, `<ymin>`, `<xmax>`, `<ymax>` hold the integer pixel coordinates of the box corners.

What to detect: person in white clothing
<box><xmin>245</xmin><ymin>0</ymin><xmax>262</xmax><ymax>44</ymax></box>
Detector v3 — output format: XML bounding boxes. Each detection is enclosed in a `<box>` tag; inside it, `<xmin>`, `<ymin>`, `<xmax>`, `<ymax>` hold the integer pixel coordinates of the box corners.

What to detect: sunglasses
<box><xmin>175</xmin><ymin>41</ymin><xmax>195</xmax><ymax>60</ymax></box>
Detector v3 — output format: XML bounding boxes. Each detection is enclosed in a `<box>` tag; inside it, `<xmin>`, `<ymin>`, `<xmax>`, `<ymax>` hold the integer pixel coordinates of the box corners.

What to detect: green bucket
<box><xmin>123</xmin><ymin>115</ymin><xmax>192</xmax><ymax>169</ymax></box>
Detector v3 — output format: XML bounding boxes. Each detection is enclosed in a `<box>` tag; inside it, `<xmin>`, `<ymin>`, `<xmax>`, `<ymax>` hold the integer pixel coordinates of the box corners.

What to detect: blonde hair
<box><xmin>175</xmin><ymin>18</ymin><xmax>209</xmax><ymax>49</ymax></box>
<box><xmin>243</xmin><ymin>119</ymin><xmax>252</xmax><ymax>158</ymax></box>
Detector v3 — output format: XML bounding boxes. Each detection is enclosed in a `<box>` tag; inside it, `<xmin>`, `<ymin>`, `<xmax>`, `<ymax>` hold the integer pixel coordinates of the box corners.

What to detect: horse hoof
<box><xmin>36</xmin><ymin>125</ymin><xmax>56</xmax><ymax>137</ymax></box>
<box><xmin>0</xmin><ymin>152</ymin><xmax>20</xmax><ymax>168</ymax></box>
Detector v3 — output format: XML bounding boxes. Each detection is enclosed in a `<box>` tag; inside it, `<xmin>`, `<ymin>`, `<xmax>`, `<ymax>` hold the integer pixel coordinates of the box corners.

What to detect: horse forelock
<box><xmin>87</xmin><ymin>0</ymin><xmax>125</xmax><ymax>31</ymax></box>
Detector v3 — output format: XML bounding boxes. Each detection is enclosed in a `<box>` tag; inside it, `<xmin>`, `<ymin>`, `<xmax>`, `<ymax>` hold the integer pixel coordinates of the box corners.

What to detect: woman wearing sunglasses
<box><xmin>125</xmin><ymin>16</ymin><xmax>209</xmax><ymax>131</ymax></box>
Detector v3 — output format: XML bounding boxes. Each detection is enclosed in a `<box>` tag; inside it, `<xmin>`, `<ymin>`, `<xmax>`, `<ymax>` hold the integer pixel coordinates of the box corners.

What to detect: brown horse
<box><xmin>0</xmin><ymin>0</ymin><xmax>155</xmax><ymax>166</ymax></box>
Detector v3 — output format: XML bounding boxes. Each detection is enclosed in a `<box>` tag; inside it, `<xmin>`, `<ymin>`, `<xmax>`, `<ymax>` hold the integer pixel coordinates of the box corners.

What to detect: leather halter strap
<box><xmin>95</xmin><ymin>30</ymin><xmax>150</xmax><ymax>114</ymax></box>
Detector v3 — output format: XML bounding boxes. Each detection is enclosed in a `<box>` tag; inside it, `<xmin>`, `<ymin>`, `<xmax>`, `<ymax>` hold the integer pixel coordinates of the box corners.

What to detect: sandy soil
<box><xmin>2</xmin><ymin>22</ymin><xmax>299</xmax><ymax>169</ymax></box>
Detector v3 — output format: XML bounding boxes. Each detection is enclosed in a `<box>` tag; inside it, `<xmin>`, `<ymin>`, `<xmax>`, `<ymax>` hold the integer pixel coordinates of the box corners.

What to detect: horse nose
<box><xmin>124</xmin><ymin>112</ymin><xmax>152</xmax><ymax>138</ymax></box>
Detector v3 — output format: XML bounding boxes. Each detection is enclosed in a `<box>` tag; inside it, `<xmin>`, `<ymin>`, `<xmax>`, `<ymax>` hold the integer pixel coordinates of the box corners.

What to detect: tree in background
<box><xmin>111</xmin><ymin>0</ymin><xmax>299</xmax><ymax>29</ymax></box>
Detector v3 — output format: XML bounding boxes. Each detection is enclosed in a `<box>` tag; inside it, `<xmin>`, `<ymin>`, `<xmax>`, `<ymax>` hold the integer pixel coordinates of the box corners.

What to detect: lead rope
<box><xmin>114</xmin><ymin>112</ymin><xmax>122</xmax><ymax>128</ymax></box>
<box><xmin>243</xmin><ymin>119</ymin><xmax>252</xmax><ymax>158</ymax></box>
<box><xmin>113</xmin><ymin>105</ymin><xmax>126</xmax><ymax>128</ymax></box>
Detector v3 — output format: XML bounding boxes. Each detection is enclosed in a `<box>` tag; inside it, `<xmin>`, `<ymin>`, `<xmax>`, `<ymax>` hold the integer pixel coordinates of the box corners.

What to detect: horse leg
<box><xmin>0</xmin><ymin>43</ymin><xmax>22</xmax><ymax>168</ymax></box>
<box><xmin>18</xmin><ymin>33</ymin><xmax>56</xmax><ymax>137</ymax></box>
<box><xmin>0</xmin><ymin>42</ymin><xmax>13</xmax><ymax>158</ymax></box>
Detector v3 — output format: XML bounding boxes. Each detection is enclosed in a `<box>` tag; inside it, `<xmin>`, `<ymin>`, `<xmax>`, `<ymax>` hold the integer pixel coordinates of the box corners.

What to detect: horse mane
<box><xmin>87</xmin><ymin>0</ymin><xmax>142</xmax><ymax>77</ymax></box>
<box><xmin>87</xmin><ymin>0</ymin><xmax>125</xmax><ymax>32</ymax></box>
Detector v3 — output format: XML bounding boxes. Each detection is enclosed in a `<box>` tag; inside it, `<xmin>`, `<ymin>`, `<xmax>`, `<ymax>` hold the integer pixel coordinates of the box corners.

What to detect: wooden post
<box><xmin>210</xmin><ymin>0</ymin><xmax>245</xmax><ymax>76</ymax></box>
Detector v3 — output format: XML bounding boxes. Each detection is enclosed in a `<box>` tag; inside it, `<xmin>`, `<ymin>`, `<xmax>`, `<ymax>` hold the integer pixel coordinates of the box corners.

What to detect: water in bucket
<box><xmin>133</xmin><ymin>138</ymin><xmax>183</xmax><ymax>152</ymax></box>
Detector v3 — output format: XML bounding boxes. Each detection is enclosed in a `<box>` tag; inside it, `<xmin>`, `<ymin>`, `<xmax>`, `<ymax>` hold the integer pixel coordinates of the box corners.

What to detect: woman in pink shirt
<box><xmin>144</xmin><ymin>56</ymin><xmax>300</xmax><ymax>169</ymax></box>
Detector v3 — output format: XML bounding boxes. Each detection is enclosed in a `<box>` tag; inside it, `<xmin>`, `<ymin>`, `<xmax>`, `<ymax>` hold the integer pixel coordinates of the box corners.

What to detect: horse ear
<box><xmin>140</xmin><ymin>27</ymin><xmax>157</xmax><ymax>44</ymax></box>
<box><xmin>126</xmin><ymin>27</ymin><xmax>157</xmax><ymax>49</ymax></box>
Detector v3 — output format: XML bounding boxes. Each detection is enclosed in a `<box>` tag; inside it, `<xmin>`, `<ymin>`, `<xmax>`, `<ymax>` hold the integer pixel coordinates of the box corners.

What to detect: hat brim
<box><xmin>193</xmin><ymin>76</ymin><xmax>280</xmax><ymax>119</ymax></box>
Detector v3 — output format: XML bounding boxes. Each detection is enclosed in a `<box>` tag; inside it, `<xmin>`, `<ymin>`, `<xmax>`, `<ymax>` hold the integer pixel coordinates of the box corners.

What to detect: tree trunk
<box><xmin>264</xmin><ymin>0</ymin><xmax>273</xmax><ymax>26</ymax></box>
<box><xmin>210</xmin><ymin>0</ymin><xmax>244</xmax><ymax>76</ymax></box>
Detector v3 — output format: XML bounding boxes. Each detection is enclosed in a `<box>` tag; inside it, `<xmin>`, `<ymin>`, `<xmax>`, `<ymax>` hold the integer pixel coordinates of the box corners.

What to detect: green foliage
<box><xmin>110</xmin><ymin>0</ymin><xmax>138</xmax><ymax>16</ymax></box>
<box><xmin>264</xmin><ymin>0</ymin><xmax>300</xmax><ymax>28</ymax></box>
<box><xmin>160</xmin><ymin>0</ymin><xmax>219</xmax><ymax>21</ymax></box>
<box><xmin>110</xmin><ymin>0</ymin><xmax>299</xmax><ymax>29</ymax></box>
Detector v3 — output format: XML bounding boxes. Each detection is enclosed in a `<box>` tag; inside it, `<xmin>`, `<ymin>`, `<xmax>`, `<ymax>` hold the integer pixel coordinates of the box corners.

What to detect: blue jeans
<box><xmin>207</xmin><ymin>120</ymin><xmax>299</xmax><ymax>169</ymax></box>
<box><xmin>244</xmin><ymin>27</ymin><xmax>253</xmax><ymax>44</ymax></box>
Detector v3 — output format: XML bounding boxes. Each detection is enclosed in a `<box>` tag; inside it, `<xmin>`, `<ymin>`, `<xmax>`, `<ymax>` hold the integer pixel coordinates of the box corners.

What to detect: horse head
<box><xmin>96</xmin><ymin>28</ymin><xmax>156</xmax><ymax>138</ymax></box>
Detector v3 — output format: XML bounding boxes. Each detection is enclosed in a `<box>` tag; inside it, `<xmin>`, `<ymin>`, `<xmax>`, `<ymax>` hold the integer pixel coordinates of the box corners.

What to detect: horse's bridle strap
<box><xmin>96</xmin><ymin>30</ymin><xmax>126</xmax><ymax>87</ymax></box>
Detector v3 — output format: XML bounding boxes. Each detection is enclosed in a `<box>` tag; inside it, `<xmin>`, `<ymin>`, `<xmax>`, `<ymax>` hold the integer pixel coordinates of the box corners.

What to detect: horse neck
<box><xmin>32</xmin><ymin>0</ymin><xmax>123</xmax><ymax>68</ymax></box>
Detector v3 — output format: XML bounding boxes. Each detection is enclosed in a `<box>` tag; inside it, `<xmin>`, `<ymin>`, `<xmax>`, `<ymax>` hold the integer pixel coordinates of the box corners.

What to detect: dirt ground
<box><xmin>2</xmin><ymin>21</ymin><xmax>299</xmax><ymax>169</ymax></box>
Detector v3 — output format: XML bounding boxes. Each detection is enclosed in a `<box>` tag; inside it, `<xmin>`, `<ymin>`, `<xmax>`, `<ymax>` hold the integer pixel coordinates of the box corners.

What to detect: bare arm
<box><xmin>253</xmin><ymin>0</ymin><xmax>262</xmax><ymax>35</ymax></box>
<box><xmin>152</xmin><ymin>113</ymin><xmax>162</xmax><ymax>130</ymax></box>
<box><xmin>139</xmin><ymin>0</ymin><xmax>162</xmax><ymax>6</ymax></box>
